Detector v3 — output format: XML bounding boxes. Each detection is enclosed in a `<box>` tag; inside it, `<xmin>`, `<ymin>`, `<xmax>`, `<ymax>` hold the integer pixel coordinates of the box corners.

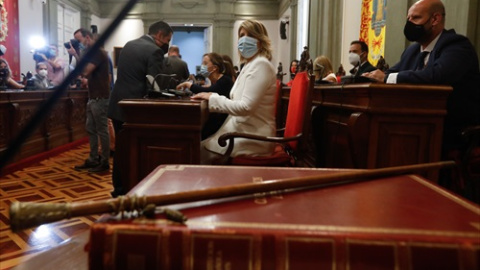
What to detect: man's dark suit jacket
<box><xmin>386</xmin><ymin>29</ymin><xmax>480</xmax><ymax>151</ymax></box>
<box><xmin>108</xmin><ymin>35</ymin><xmax>166</xmax><ymax>122</ymax></box>
<box><xmin>350</xmin><ymin>61</ymin><xmax>377</xmax><ymax>76</ymax></box>
<box><xmin>165</xmin><ymin>56</ymin><xmax>190</xmax><ymax>82</ymax></box>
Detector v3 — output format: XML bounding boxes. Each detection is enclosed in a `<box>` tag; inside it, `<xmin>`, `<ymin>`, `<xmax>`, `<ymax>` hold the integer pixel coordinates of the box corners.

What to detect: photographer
<box><xmin>0</xmin><ymin>59</ymin><xmax>25</xmax><ymax>89</ymax></box>
<box><xmin>34</xmin><ymin>45</ymin><xmax>65</xmax><ymax>86</ymax></box>
<box><xmin>72</xmin><ymin>29</ymin><xmax>111</xmax><ymax>174</ymax></box>
<box><xmin>66</xmin><ymin>28</ymin><xmax>87</xmax><ymax>64</ymax></box>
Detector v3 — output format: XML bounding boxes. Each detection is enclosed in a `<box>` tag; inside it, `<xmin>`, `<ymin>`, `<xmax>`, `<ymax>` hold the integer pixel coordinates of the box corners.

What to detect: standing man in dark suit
<box><xmin>348</xmin><ymin>40</ymin><xmax>377</xmax><ymax>76</ymax></box>
<box><xmin>165</xmin><ymin>45</ymin><xmax>190</xmax><ymax>83</ymax></box>
<box><xmin>364</xmin><ymin>0</ymin><xmax>480</xmax><ymax>164</ymax></box>
<box><xmin>108</xmin><ymin>21</ymin><xmax>173</xmax><ymax>197</ymax></box>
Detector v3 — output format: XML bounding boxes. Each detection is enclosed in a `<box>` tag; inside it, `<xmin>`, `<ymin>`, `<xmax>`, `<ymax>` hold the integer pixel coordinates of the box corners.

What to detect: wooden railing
<box><xmin>279</xmin><ymin>83</ymin><xmax>452</xmax><ymax>181</ymax></box>
<box><xmin>0</xmin><ymin>90</ymin><xmax>88</xmax><ymax>166</ymax></box>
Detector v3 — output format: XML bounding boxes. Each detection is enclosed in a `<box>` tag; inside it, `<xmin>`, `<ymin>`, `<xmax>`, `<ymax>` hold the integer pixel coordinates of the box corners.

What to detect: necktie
<box><xmin>416</xmin><ymin>51</ymin><xmax>429</xmax><ymax>70</ymax></box>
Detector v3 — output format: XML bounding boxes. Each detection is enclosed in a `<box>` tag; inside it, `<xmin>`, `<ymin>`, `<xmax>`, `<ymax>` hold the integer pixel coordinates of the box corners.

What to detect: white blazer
<box><xmin>203</xmin><ymin>56</ymin><xmax>277</xmax><ymax>157</ymax></box>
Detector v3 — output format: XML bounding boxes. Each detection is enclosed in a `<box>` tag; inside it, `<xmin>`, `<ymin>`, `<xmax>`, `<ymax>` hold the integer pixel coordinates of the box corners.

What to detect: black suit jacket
<box><xmin>387</xmin><ymin>29</ymin><xmax>480</xmax><ymax>150</ymax></box>
<box><xmin>350</xmin><ymin>61</ymin><xmax>377</xmax><ymax>76</ymax></box>
<box><xmin>108</xmin><ymin>35</ymin><xmax>166</xmax><ymax>122</ymax></box>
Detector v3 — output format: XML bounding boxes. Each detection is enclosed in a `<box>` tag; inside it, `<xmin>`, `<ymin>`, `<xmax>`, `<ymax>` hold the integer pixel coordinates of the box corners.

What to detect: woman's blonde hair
<box><xmin>238</xmin><ymin>20</ymin><xmax>272</xmax><ymax>62</ymax></box>
<box><xmin>313</xmin><ymin>56</ymin><xmax>334</xmax><ymax>80</ymax></box>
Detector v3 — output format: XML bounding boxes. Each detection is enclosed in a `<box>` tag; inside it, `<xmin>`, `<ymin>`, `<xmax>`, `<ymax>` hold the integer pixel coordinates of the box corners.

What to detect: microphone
<box><xmin>315</xmin><ymin>63</ymin><xmax>325</xmax><ymax>82</ymax></box>
<box><xmin>315</xmin><ymin>63</ymin><xmax>324</xmax><ymax>75</ymax></box>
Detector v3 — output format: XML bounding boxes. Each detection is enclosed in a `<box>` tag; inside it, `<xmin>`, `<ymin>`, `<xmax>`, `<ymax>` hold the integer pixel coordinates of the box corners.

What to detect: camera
<box><xmin>32</xmin><ymin>46</ymin><xmax>53</xmax><ymax>62</ymax></box>
<box><xmin>64</xmin><ymin>39</ymin><xmax>80</xmax><ymax>51</ymax></box>
<box><xmin>0</xmin><ymin>68</ymin><xmax>8</xmax><ymax>79</ymax></box>
<box><xmin>0</xmin><ymin>68</ymin><xmax>8</xmax><ymax>90</ymax></box>
<box><xmin>68</xmin><ymin>76</ymin><xmax>82</xmax><ymax>90</ymax></box>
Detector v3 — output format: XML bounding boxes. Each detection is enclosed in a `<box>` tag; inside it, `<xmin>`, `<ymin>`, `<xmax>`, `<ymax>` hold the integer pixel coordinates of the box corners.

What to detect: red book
<box><xmin>88</xmin><ymin>165</ymin><xmax>480</xmax><ymax>270</ymax></box>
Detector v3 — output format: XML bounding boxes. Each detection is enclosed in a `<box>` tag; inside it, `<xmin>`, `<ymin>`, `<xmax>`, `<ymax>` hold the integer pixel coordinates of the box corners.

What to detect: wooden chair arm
<box><xmin>461</xmin><ymin>125</ymin><xmax>480</xmax><ymax>141</ymax></box>
<box><xmin>218</xmin><ymin>132</ymin><xmax>302</xmax><ymax>147</ymax></box>
<box><xmin>276</xmin><ymin>127</ymin><xmax>285</xmax><ymax>136</ymax></box>
<box><xmin>216</xmin><ymin>132</ymin><xmax>302</xmax><ymax>164</ymax></box>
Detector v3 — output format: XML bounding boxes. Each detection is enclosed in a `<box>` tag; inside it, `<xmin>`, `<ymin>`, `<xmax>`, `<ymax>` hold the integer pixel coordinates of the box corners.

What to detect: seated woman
<box><xmin>191</xmin><ymin>19</ymin><xmax>277</xmax><ymax>159</ymax></box>
<box><xmin>286</xmin><ymin>59</ymin><xmax>299</xmax><ymax>86</ymax></box>
<box><xmin>313</xmin><ymin>55</ymin><xmax>337</xmax><ymax>84</ymax></box>
<box><xmin>177</xmin><ymin>52</ymin><xmax>234</xmax><ymax>139</ymax></box>
<box><xmin>0</xmin><ymin>59</ymin><xmax>25</xmax><ymax>89</ymax></box>
<box><xmin>31</xmin><ymin>62</ymin><xmax>53</xmax><ymax>90</ymax></box>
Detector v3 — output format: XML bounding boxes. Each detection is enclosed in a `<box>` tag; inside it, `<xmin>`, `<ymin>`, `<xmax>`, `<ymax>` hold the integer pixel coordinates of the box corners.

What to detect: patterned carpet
<box><xmin>0</xmin><ymin>144</ymin><xmax>112</xmax><ymax>269</ymax></box>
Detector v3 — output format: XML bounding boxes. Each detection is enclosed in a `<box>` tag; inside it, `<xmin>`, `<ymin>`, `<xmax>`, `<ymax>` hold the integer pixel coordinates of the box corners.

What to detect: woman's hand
<box><xmin>190</xmin><ymin>92</ymin><xmax>212</xmax><ymax>100</ymax></box>
<box><xmin>176</xmin><ymin>81</ymin><xmax>192</xmax><ymax>90</ymax></box>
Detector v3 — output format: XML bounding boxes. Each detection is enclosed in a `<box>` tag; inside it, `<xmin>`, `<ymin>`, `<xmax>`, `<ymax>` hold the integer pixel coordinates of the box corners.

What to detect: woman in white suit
<box><xmin>191</xmin><ymin>20</ymin><xmax>277</xmax><ymax>157</ymax></box>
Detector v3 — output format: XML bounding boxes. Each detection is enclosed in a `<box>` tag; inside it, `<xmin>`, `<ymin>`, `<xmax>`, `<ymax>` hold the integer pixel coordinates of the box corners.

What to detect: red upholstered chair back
<box><xmin>274</xmin><ymin>79</ymin><xmax>283</xmax><ymax>129</ymax></box>
<box><xmin>283</xmin><ymin>71</ymin><xmax>310</xmax><ymax>150</ymax></box>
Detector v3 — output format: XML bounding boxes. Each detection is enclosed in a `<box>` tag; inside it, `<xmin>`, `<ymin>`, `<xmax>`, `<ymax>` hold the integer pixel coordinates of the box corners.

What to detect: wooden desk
<box><xmin>0</xmin><ymin>90</ymin><xmax>88</xmax><ymax>167</ymax></box>
<box><xmin>281</xmin><ymin>83</ymin><xmax>452</xmax><ymax>180</ymax></box>
<box><xmin>117</xmin><ymin>98</ymin><xmax>209</xmax><ymax>191</ymax></box>
<box><xmin>11</xmin><ymin>164</ymin><xmax>480</xmax><ymax>269</ymax></box>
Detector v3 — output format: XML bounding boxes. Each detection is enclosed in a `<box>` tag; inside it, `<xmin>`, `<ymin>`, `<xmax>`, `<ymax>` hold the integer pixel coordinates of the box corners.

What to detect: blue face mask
<box><xmin>199</xmin><ymin>65</ymin><xmax>211</xmax><ymax>78</ymax></box>
<box><xmin>238</xmin><ymin>36</ymin><xmax>258</xmax><ymax>59</ymax></box>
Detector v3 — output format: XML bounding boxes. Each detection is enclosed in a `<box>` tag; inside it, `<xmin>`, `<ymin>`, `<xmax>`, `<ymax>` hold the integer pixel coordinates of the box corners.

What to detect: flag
<box><xmin>359</xmin><ymin>0</ymin><xmax>387</xmax><ymax>66</ymax></box>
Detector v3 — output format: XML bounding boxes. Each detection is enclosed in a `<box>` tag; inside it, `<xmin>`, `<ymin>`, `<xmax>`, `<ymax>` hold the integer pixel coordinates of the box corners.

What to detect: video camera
<box><xmin>32</xmin><ymin>47</ymin><xmax>54</xmax><ymax>62</ymax></box>
<box><xmin>0</xmin><ymin>67</ymin><xmax>8</xmax><ymax>79</ymax></box>
<box><xmin>0</xmin><ymin>67</ymin><xmax>8</xmax><ymax>90</ymax></box>
<box><xmin>64</xmin><ymin>39</ymin><xmax>80</xmax><ymax>51</ymax></box>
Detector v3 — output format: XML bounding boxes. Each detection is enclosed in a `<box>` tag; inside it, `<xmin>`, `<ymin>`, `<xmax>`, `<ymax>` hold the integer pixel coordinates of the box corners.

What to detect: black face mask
<box><xmin>160</xmin><ymin>43</ymin><xmax>169</xmax><ymax>54</ymax></box>
<box><xmin>403</xmin><ymin>20</ymin><xmax>428</xmax><ymax>42</ymax></box>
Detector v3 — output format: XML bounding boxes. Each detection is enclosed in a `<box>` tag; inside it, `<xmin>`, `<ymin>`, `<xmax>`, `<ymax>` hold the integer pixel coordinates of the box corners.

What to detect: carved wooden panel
<box><xmin>0</xmin><ymin>90</ymin><xmax>88</xmax><ymax>165</ymax></box>
<box><xmin>118</xmin><ymin>98</ymin><xmax>208</xmax><ymax>191</ymax></box>
<box><xmin>283</xmin><ymin>83</ymin><xmax>452</xmax><ymax>182</ymax></box>
<box><xmin>373</xmin><ymin>118</ymin><xmax>441</xmax><ymax>167</ymax></box>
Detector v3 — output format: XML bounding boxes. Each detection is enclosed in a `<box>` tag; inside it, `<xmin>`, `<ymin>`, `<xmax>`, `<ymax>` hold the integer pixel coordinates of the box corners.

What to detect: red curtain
<box><xmin>1</xmin><ymin>0</ymin><xmax>20</xmax><ymax>80</ymax></box>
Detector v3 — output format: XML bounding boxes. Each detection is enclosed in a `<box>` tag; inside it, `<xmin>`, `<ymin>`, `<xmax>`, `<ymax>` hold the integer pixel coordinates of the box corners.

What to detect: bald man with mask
<box><xmin>364</xmin><ymin>0</ymin><xmax>480</xmax><ymax>161</ymax></box>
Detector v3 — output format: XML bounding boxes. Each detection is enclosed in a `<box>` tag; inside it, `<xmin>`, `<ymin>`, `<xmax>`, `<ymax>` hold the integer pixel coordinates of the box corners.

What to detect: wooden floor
<box><xmin>0</xmin><ymin>144</ymin><xmax>112</xmax><ymax>270</ymax></box>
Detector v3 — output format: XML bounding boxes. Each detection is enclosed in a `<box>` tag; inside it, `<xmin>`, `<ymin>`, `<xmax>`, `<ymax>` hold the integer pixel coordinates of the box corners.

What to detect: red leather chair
<box><xmin>444</xmin><ymin>125</ymin><xmax>480</xmax><ymax>203</ymax></box>
<box><xmin>215</xmin><ymin>71</ymin><xmax>314</xmax><ymax>166</ymax></box>
<box><xmin>274</xmin><ymin>79</ymin><xmax>284</xmax><ymax>129</ymax></box>
<box><xmin>459</xmin><ymin>126</ymin><xmax>480</xmax><ymax>202</ymax></box>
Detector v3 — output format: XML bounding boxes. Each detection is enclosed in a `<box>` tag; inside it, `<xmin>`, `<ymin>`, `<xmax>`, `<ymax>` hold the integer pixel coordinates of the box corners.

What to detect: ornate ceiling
<box><xmin>91</xmin><ymin>0</ymin><xmax>287</xmax><ymax>19</ymax></box>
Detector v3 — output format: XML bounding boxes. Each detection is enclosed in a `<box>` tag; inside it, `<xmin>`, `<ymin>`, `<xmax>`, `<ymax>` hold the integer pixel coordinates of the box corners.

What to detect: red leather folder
<box><xmin>88</xmin><ymin>165</ymin><xmax>480</xmax><ymax>270</ymax></box>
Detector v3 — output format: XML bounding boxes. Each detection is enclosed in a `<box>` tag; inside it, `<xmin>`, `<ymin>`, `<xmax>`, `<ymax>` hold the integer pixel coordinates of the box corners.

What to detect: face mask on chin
<box><xmin>404</xmin><ymin>18</ymin><xmax>431</xmax><ymax>42</ymax></box>
<box><xmin>160</xmin><ymin>43</ymin><xmax>169</xmax><ymax>54</ymax></box>
<box><xmin>154</xmin><ymin>34</ymin><xmax>169</xmax><ymax>53</ymax></box>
